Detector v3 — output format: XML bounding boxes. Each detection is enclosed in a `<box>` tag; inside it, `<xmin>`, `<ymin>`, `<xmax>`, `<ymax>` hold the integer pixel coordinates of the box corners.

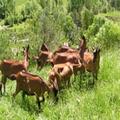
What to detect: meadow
<box><xmin>0</xmin><ymin>0</ymin><xmax>120</xmax><ymax>120</ymax></box>
<box><xmin>0</xmin><ymin>48</ymin><xmax>120</xmax><ymax>120</ymax></box>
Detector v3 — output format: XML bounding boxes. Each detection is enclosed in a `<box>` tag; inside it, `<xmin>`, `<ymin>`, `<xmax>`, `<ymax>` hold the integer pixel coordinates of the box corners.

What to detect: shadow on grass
<box><xmin>71</xmin><ymin>72</ymin><xmax>98</xmax><ymax>91</ymax></box>
<box><xmin>11</xmin><ymin>94</ymin><xmax>45</xmax><ymax>114</ymax></box>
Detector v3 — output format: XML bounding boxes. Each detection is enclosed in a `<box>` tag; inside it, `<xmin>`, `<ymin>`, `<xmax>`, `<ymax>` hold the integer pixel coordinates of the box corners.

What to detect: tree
<box><xmin>81</xmin><ymin>7</ymin><xmax>94</xmax><ymax>30</ymax></box>
<box><xmin>0</xmin><ymin>0</ymin><xmax>15</xmax><ymax>19</ymax></box>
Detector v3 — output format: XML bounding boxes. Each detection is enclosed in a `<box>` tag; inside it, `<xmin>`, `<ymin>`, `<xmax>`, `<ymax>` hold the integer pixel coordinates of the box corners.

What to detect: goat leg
<box><xmin>53</xmin><ymin>88</ymin><xmax>58</xmax><ymax>103</ymax></box>
<box><xmin>1</xmin><ymin>76</ymin><xmax>7</xmax><ymax>94</ymax></box>
<box><xmin>41</xmin><ymin>96</ymin><xmax>45</xmax><ymax>102</ymax></box>
<box><xmin>92</xmin><ymin>73</ymin><xmax>95</xmax><ymax>85</ymax></box>
<box><xmin>67</xmin><ymin>77</ymin><xmax>70</xmax><ymax>87</ymax></box>
<box><xmin>36</xmin><ymin>96</ymin><xmax>41</xmax><ymax>110</ymax></box>
<box><xmin>92</xmin><ymin>72</ymin><xmax>98</xmax><ymax>85</ymax></box>
<box><xmin>12</xmin><ymin>87</ymin><xmax>21</xmax><ymax>104</ymax></box>
<box><xmin>13</xmin><ymin>89</ymin><xmax>20</xmax><ymax>98</ymax></box>
<box><xmin>22</xmin><ymin>91</ymin><xmax>26</xmax><ymax>101</ymax></box>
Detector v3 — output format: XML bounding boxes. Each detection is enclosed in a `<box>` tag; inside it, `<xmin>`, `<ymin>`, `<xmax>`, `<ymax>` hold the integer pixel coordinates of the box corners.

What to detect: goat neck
<box><xmin>79</xmin><ymin>36</ymin><xmax>87</xmax><ymax>59</ymax></box>
<box><xmin>23</xmin><ymin>45</ymin><xmax>29</xmax><ymax>70</ymax></box>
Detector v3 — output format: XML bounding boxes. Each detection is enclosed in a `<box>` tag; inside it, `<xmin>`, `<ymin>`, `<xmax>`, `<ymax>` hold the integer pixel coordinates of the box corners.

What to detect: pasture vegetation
<box><xmin>0</xmin><ymin>0</ymin><xmax>120</xmax><ymax>120</ymax></box>
<box><xmin>0</xmin><ymin>49</ymin><xmax>120</xmax><ymax>120</ymax></box>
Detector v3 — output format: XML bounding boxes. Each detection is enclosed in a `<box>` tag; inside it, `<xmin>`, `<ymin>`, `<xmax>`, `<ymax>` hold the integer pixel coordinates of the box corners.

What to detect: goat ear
<box><xmin>23</xmin><ymin>47</ymin><xmax>25</xmax><ymax>51</ymax></box>
<box><xmin>27</xmin><ymin>44</ymin><xmax>30</xmax><ymax>50</ymax></box>
<box><xmin>93</xmin><ymin>47</ymin><xmax>100</xmax><ymax>53</ymax></box>
<box><xmin>81</xmin><ymin>35</ymin><xmax>86</xmax><ymax>40</ymax></box>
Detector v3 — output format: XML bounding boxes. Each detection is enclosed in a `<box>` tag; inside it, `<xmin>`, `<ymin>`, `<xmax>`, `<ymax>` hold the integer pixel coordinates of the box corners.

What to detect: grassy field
<box><xmin>99</xmin><ymin>11</ymin><xmax>120</xmax><ymax>24</ymax></box>
<box><xmin>0</xmin><ymin>1</ymin><xmax>120</xmax><ymax>119</ymax></box>
<box><xmin>0</xmin><ymin>48</ymin><xmax>120</xmax><ymax>120</ymax></box>
<box><xmin>15</xmin><ymin>0</ymin><xmax>27</xmax><ymax>6</ymax></box>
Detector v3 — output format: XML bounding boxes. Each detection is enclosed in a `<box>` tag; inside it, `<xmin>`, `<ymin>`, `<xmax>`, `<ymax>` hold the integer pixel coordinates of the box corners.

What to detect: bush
<box><xmin>4</xmin><ymin>0</ymin><xmax>41</xmax><ymax>26</ymax></box>
<box><xmin>4</xmin><ymin>12</ymin><xmax>25</xmax><ymax>26</ymax></box>
<box><xmin>21</xmin><ymin>0</ymin><xmax>41</xmax><ymax>20</ymax></box>
<box><xmin>81</xmin><ymin>7</ymin><xmax>94</xmax><ymax>30</ymax></box>
<box><xmin>95</xmin><ymin>20</ymin><xmax>120</xmax><ymax>48</ymax></box>
<box><xmin>0</xmin><ymin>31</ymin><xmax>11</xmax><ymax>59</ymax></box>
<box><xmin>0</xmin><ymin>0</ymin><xmax>15</xmax><ymax>19</ymax></box>
<box><xmin>85</xmin><ymin>16</ymin><xmax>106</xmax><ymax>38</ymax></box>
<box><xmin>63</xmin><ymin>15</ymin><xmax>77</xmax><ymax>42</ymax></box>
<box><xmin>85</xmin><ymin>16</ymin><xmax>120</xmax><ymax>48</ymax></box>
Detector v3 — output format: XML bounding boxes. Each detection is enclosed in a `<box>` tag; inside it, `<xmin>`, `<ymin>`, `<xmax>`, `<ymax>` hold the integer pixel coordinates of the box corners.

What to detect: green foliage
<box><xmin>91</xmin><ymin>0</ymin><xmax>110</xmax><ymax>14</ymax></box>
<box><xmin>0</xmin><ymin>0</ymin><xmax>6</xmax><ymax>19</ymax></box>
<box><xmin>4</xmin><ymin>13</ymin><xmax>23</xmax><ymax>26</ymax></box>
<box><xmin>0</xmin><ymin>31</ymin><xmax>11</xmax><ymax>59</ymax></box>
<box><xmin>21</xmin><ymin>0</ymin><xmax>41</xmax><ymax>20</ymax></box>
<box><xmin>0</xmin><ymin>1</ymin><xmax>120</xmax><ymax>119</ymax></box>
<box><xmin>36</xmin><ymin>10</ymin><xmax>66</xmax><ymax>49</ymax></box>
<box><xmin>68</xmin><ymin>0</ymin><xmax>112</xmax><ymax>27</ymax></box>
<box><xmin>95</xmin><ymin>20</ymin><xmax>120</xmax><ymax>48</ymax></box>
<box><xmin>81</xmin><ymin>7</ymin><xmax>94</xmax><ymax>30</ymax></box>
<box><xmin>85</xmin><ymin>15</ymin><xmax>120</xmax><ymax>48</ymax></box>
<box><xmin>0</xmin><ymin>0</ymin><xmax>15</xmax><ymax>19</ymax></box>
<box><xmin>63</xmin><ymin>15</ymin><xmax>77</xmax><ymax>42</ymax></box>
<box><xmin>108</xmin><ymin>0</ymin><xmax>120</xmax><ymax>10</ymax></box>
<box><xmin>4</xmin><ymin>0</ymin><xmax>41</xmax><ymax>26</ymax></box>
<box><xmin>85</xmin><ymin>16</ymin><xmax>105</xmax><ymax>38</ymax></box>
<box><xmin>0</xmin><ymin>49</ymin><xmax>120</xmax><ymax>119</ymax></box>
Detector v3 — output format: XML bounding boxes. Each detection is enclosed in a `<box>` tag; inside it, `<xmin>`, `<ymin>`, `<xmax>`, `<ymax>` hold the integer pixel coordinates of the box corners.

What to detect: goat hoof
<box><xmin>37</xmin><ymin>108</ymin><xmax>43</xmax><ymax>113</ymax></box>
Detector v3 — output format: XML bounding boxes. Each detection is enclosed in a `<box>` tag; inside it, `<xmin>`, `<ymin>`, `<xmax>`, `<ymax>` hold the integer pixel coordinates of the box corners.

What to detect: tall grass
<box><xmin>0</xmin><ymin>48</ymin><xmax>120</xmax><ymax>120</ymax></box>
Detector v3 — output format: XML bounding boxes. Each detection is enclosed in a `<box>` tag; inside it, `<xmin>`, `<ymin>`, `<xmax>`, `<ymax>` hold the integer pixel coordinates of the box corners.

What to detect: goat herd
<box><xmin>0</xmin><ymin>36</ymin><xmax>100</xmax><ymax>111</ymax></box>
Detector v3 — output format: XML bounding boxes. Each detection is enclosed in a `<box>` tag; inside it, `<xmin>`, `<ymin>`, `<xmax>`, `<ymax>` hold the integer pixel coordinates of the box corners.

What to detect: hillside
<box><xmin>0</xmin><ymin>0</ymin><xmax>120</xmax><ymax>120</ymax></box>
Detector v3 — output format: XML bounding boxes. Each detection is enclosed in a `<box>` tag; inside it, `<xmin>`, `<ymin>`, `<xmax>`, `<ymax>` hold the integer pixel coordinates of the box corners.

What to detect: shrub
<box><xmin>85</xmin><ymin>16</ymin><xmax>106</xmax><ymax>38</ymax></box>
<box><xmin>21</xmin><ymin>0</ymin><xmax>41</xmax><ymax>20</ymax></box>
<box><xmin>63</xmin><ymin>15</ymin><xmax>77</xmax><ymax>42</ymax></box>
<box><xmin>85</xmin><ymin>16</ymin><xmax>120</xmax><ymax>48</ymax></box>
<box><xmin>0</xmin><ymin>31</ymin><xmax>11</xmax><ymax>59</ymax></box>
<box><xmin>81</xmin><ymin>7</ymin><xmax>94</xmax><ymax>30</ymax></box>
<box><xmin>0</xmin><ymin>0</ymin><xmax>15</xmax><ymax>19</ymax></box>
<box><xmin>95</xmin><ymin>20</ymin><xmax>120</xmax><ymax>48</ymax></box>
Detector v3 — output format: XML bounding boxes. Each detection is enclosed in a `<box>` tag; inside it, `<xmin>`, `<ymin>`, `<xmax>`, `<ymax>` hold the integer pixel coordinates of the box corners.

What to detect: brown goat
<box><xmin>0</xmin><ymin>45</ymin><xmax>30</xmax><ymax>94</ymax></box>
<box><xmin>83</xmin><ymin>48</ymin><xmax>100</xmax><ymax>84</ymax></box>
<box><xmin>33</xmin><ymin>43</ymin><xmax>53</xmax><ymax>69</ymax></box>
<box><xmin>50</xmin><ymin>36</ymin><xmax>87</xmax><ymax>66</ymax></box>
<box><xmin>34</xmin><ymin>43</ymin><xmax>78</xmax><ymax>69</ymax></box>
<box><xmin>49</xmin><ymin>63</ymin><xmax>73</xmax><ymax>88</ymax></box>
<box><xmin>49</xmin><ymin>62</ymin><xmax>84</xmax><ymax>98</ymax></box>
<box><xmin>12</xmin><ymin>71</ymin><xmax>53</xmax><ymax>110</ymax></box>
<box><xmin>79</xmin><ymin>35</ymin><xmax>87</xmax><ymax>59</ymax></box>
<box><xmin>53</xmin><ymin>44</ymin><xmax>76</xmax><ymax>55</ymax></box>
<box><xmin>50</xmin><ymin>50</ymin><xmax>82</xmax><ymax>66</ymax></box>
<box><xmin>34</xmin><ymin>51</ymin><xmax>53</xmax><ymax>69</ymax></box>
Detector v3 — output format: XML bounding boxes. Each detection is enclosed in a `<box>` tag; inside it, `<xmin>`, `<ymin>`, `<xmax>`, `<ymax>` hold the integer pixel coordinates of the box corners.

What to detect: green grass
<box><xmin>0</xmin><ymin>48</ymin><xmax>120</xmax><ymax>120</ymax></box>
<box><xmin>15</xmin><ymin>0</ymin><xmax>28</xmax><ymax>12</ymax></box>
<box><xmin>98</xmin><ymin>11</ymin><xmax>120</xmax><ymax>24</ymax></box>
<box><xmin>15</xmin><ymin>0</ymin><xmax>27</xmax><ymax>6</ymax></box>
